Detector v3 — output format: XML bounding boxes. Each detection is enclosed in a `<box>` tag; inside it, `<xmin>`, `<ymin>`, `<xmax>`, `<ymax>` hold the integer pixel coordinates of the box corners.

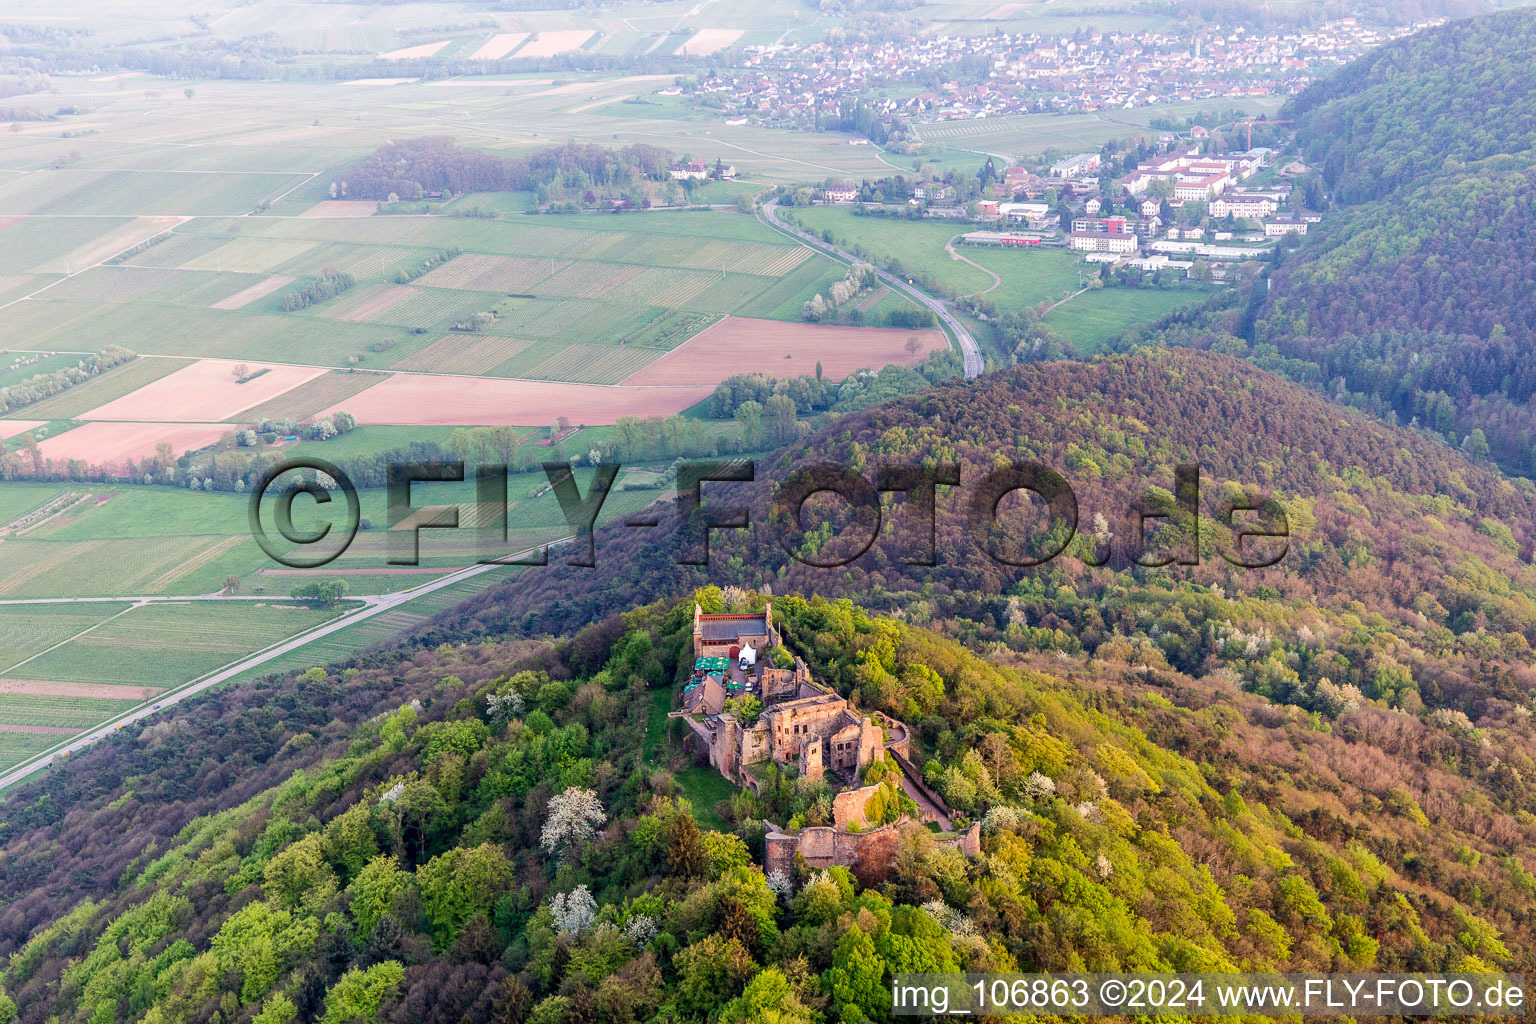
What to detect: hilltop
<box><xmin>0</xmin><ymin>587</ymin><xmax>1533</xmax><ymax>1023</ymax></box>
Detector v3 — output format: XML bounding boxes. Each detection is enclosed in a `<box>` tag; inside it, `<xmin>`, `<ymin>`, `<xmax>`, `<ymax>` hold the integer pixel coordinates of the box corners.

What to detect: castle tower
<box><xmin>800</xmin><ymin>736</ymin><xmax>824</xmax><ymax>783</ymax></box>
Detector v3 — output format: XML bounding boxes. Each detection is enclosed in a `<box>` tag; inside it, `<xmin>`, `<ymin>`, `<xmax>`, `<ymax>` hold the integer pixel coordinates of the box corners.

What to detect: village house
<box><xmin>824</xmin><ymin>184</ymin><xmax>857</xmax><ymax>203</ymax></box>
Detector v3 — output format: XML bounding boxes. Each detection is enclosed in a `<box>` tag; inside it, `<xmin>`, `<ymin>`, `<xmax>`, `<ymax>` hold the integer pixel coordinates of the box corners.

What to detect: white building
<box><xmin>1070</xmin><ymin>231</ymin><xmax>1138</xmax><ymax>253</ymax></box>
<box><xmin>1051</xmin><ymin>152</ymin><xmax>1101</xmax><ymax>177</ymax></box>
<box><xmin>1210</xmin><ymin>194</ymin><xmax>1278</xmax><ymax>219</ymax></box>
<box><xmin>1264</xmin><ymin>217</ymin><xmax>1308</xmax><ymax>236</ymax></box>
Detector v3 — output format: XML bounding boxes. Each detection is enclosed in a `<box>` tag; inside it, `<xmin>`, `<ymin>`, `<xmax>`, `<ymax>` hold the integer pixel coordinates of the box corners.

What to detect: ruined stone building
<box><xmin>674</xmin><ymin>602</ymin><xmax>980</xmax><ymax>877</ymax></box>
<box><xmin>677</xmin><ymin>603</ymin><xmax>908</xmax><ymax>791</ymax></box>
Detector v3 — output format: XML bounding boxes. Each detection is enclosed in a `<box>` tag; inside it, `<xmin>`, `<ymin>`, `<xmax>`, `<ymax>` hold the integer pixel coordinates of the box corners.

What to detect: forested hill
<box><xmin>1288</xmin><ymin>9</ymin><xmax>1536</xmax><ymax>205</ymax></box>
<box><xmin>1258</xmin><ymin>9</ymin><xmax>1536</xmax><ymax>474</ymax></box>
<box><xmin>2</xmin><ymin>589</ymin><xmax>1535</xmax><ymax>1024</ymax></box>
<box><xmin>442</xmin><ymin>349</ymin><xmax>1536</xmax><ymax>709</ymax></box>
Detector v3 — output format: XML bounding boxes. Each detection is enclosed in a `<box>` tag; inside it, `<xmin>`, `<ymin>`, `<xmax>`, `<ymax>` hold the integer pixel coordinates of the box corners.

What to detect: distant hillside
<box><xmin>437</xmin><ymin>350</ymin><xmax>1536</xmax><ymax>725</ymax></box>
<box><xmin>1258</xmin><ymin>8</ymin><xmax>1536</xmax><ymax>474</ymax></box>
<box><xmin>1289</xmin><ymin>9</ymin><xmax>1536</xmax><ymax>205</ymax></box>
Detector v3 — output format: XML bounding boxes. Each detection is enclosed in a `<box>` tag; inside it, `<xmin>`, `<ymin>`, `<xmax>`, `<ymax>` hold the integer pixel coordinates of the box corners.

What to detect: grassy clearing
<box><xmin>643</xmin><ymin>686</ymin><xmax>673</xmax><ymax>762</ymax></box>
<box><xmin>1045</xmin><ymin>286</ymin><xmax>1215</xmax><ymax>353</ymax></box>
<box><xmin>789</xmin><ymin>206</ymin><xmax>993</xmax><ymax>295</ymax></box>
<box><xmin>962</xmin><ymin>246</ymin><xmax>1087</xmax><ymax>310</ymax></box>
<box><xmin>234</xmin><ymin>370</ymin><xmax>389</xmax><ymax>423</ymax></box>
<box><xmin>674</xmin><ymin>765</ymin><xmax>737</xmax><ymax>829</ymax></box>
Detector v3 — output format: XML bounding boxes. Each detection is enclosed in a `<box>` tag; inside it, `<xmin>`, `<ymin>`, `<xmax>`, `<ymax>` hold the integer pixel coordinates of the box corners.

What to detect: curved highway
<box><xmin>758</xmin><ymin>200</ymin><xmax>985</xmax><ymax>378</ymax></box>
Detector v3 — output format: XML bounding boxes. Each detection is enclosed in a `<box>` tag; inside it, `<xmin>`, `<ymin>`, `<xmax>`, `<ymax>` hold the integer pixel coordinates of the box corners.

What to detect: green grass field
<box><xmin>1044</xmin><ymin>286</ymin><xmax>1216</xmax><ymax>352</ymax></box>
<box><xmin>962</xmin><ymin>245</ymin><xmax>1087</xmax><ymax>309</ymax></box>
<box><xmin>674</xmin><ymin>765</ymin><xmax>738</xmax><ymax>829</ymax></box>
<box><xmin>0</xmin><ymin>463</ymin><xmax>675</xmax><ymax>599</ymax></box>
<box><xmin>790</xmin><ymin>207</ymin><xmax>993</xmax><ymax>295</ymax></box>
<box><xmin>0</xmin><ymin>602</ymin><xmax>134</xmax><ymax>672</ymax></box>
<box><xmin>16</xmin><ymin>601</ymin><xmax>345</xmax><ymax>686</ymax></box>
<box><xmin>0</xmin><ymin>694</ymin><xmax>144</xmax><ymax>728</ymax></box>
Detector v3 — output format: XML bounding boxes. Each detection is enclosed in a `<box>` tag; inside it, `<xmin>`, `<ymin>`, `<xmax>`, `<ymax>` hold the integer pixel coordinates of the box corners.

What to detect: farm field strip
<box><xmin>181</xmin><ymin>237</ymin><xmax>322</xmax><ymax>274</ymax></box>
<box><xmin>15</xmin><ymin>356</ymin><xmax>195</xmax><ymax>421</ymax></box>
<box><xmin>622</xmin><ymin>315</ymin><xmax>946</xmax><ymax>386</ymax></box>
<box><xmin>468</xmin><ymin>33</ymin><xmax>529</xmax><ymax>60</ymax></box>
<box><xmin>120</xmin><ymin>233</ymin><xmax>225</xmax><ymax>268</ymax></box>
<box><xmin>210</xmin><ymin>274</ymin><xmax>295</xmax><ymax>310</ymax></box>
<box><xmin>31</xmin><ymin>216</ymin><xmax>188</xmax><ymax>275</ymax></box>
<box><xmin>0</xmin><ymin>694</ymin><xmax>144</xmax><ymax>730</ymax></box>
<box><xmin>389</xmin><ymin>335</ymin><xmax>534</xmax><ymax>375</ymax></box>
<box><xmin>418</xmin><ymin>252</ymin><xmax>567</xmax><ymax>292</ymax></box>
<box><xmin>362</xmin><ymin>287</ymin><xmax>490</xmax><ymax>329</ymax></box>
<box><xmin>234</xmin><ymin>370</ymin><xmax>389</xmax><ymax>422</ymax></box>
<box><xmin>45</xmin><ymin>266</ymin><xmax>194</xmax><ymax>304</ymax></box>
<box><xmin>0</xmin><ymin>604</ymin><xmax>134</xmax><ymax>670</ymax></box>
<box><xmin>333</xmin><ymin>245</ymin><xmax>415</xmax><ymax>278</ymax></box>
<box><xmin>318</xmin><ymin>373</ymin><xmax>712</xmax><ymax>426</ymax></box>
<box><xmin>0</xmin><ymin>420</ymin><xmax>47</xmax><ymax>439</ymax></box>
<box><xmin>15</xmin><ymin>601</ymin><xmax>344</xmax><ymax>685</ymax></box>
<box><xmin>78</xmin><ymin>358</ymin><xmax>326</xmax><ymax>422</ymax></box>
<box><xmin>0</xmin><ymin>679</ymin><xmax>161</xmax><ymax>700</ymax></box>
<box><xmin>536</xmin><ymin>260</ymin><xmax>644</xmax><ymax>299</ymax></box>
<box><xmin>522</xmin><ymin>343</ymin><xmax>663</xmax><ymax>385</ymax></box>
<box><xmin>329</xmin><ymin>283</ymin><xmax>417</xmax><ymax>322</ymax></box>
<box><xmin>34</xmin><ymin>423</ymin><xmax>230</xmax><ymax>475</ymax></box>
<box><xmin>646</xmin><ymin>270</ymin><xmax>725</xmax><ymax>308</ymax></box>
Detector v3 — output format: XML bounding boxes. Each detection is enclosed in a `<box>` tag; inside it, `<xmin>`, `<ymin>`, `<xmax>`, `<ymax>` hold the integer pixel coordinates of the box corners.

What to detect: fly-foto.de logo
<box><xmin>248</xmin><ymin>458</ymin><xmax>1289</xmax><ymax>570</ymax></box>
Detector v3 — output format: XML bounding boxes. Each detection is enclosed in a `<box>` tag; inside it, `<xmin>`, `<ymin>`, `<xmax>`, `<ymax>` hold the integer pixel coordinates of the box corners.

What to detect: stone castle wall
<box><xmin>763</xmin><ymin>818</ymin><xmax>982</xmax><ymax>878</ymax></box>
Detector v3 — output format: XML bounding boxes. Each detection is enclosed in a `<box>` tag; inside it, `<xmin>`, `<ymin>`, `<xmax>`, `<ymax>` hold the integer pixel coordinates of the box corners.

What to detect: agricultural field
<box><xmin>17</xmin><ymin>357</ymin><xmax>195</xmax><ymax>420</ymax></box>
<box><xmin>389</xmin><ymin>335</ymin><xmax>534</xmax><ymax>375</ymax></box>
<box><xmin>234</xmin><ymin>370</ymin><xmax>389</xmax><ymax>422</ymax></box>
<box><xmin>15</xmin><ymin>601</ymin><xmax>342</xmax><ymax>686</ymax></box>
<box><xmin>0</xmin><ymin>467</ymin><xmax>680</xmax><ymax>600</ymax></box>
<box><xmin>0</xmin><ymin>29</ymin><xmax>1250</xmax><ymax>754</ymax></box>
<box><xmin>961</xmin><ymin>245</ymin><xmax>1088</xmax><ymax>309</ymax></box>
<box><xmin>1044</xmin><ymin>285</ymin><xmax>1218</xmax><ymax>352</ymax></box>
<box><xmin>0</xmin><ymin>600</ymin><xmax>353</xmax><ymax>771</ymax></box>
<box><xmin>910</xmin><ymin>97</ymin><xmax>1286</xmax><ymax>162</ymax></box>
<box><xmin>623</xmin><ymin>316</ymin><xmax>946</xmax><ymax>385</ymax></box>
<box><xmin>0</xmin><ymin>603</ymin><xmax>134</xmax><ymax>671</ymax></box>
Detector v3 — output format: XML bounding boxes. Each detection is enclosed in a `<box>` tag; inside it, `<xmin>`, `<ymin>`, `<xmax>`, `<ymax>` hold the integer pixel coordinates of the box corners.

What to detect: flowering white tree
<box><xmin>1022</xmin><ymin>771</ymin><xmax>1056</xmax><ymax>801</ymax></box>
<box><xmin>550</xmin><ymin>885</ymin><xmax>596</xmax><ymax>937</ymax></box>
<box><xmin>623</xmin><ymin>914</ymin><xmax>657</xmax><ymax>946</ymax></box>
<box><xmin>541</xmin><ymin>787</ymin><xmax>605</xmax><ymax>855</ymax></box>
<box><xmin>765</xmin><ymin>869</ymin><xmax>793</xmax><ymax>903</ymax></box>
<box><xmin>486</xmin><ymin>691</ymin><xmax>524</xmax><ymax>725</ymax></box>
